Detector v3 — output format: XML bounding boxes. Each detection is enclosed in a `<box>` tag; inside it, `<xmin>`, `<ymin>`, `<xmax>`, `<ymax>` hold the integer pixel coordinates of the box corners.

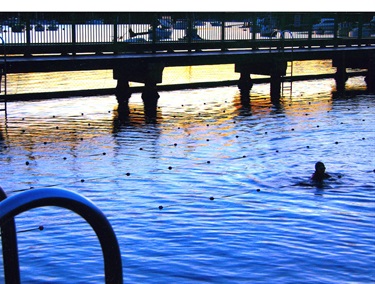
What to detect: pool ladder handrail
<box><xmin>0</xmin><ymin>187</ymin><xmax>123</xmax><ymax>284</ymax></box>
<box><xmin>0</xmin><ymin>36</ymin><xmax>7</xmax><ymax>113</ymax></box>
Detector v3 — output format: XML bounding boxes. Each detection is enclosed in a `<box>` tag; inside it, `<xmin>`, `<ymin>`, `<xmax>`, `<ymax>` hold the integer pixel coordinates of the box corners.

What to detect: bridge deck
<box><xmin>5</xmin><ymin>46</ymin><xmax>375</xmax><ymax>74</ymax></box>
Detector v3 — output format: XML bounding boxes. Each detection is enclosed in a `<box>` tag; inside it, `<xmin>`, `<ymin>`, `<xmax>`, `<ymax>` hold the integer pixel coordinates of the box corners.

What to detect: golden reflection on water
<box><xmin>1</xmin><ymin>59</ymin><xmax>369</xmax><ymax>151</ymax></box>
<box><xmin>6</xmin><ymin>60</ymin><xmax>340</xmax><ymax>95</ymax></box>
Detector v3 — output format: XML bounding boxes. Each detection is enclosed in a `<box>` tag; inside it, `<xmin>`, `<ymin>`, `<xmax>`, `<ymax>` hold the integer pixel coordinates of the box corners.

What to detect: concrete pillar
<box><xmin>115</xmin><ymin>79</ymin><xmax>132</xmax><ymax>116</ymax></box>
<box><xmin>238</xmin><ymin>72</ymin><xmax>253</xmax><ymax>92</ymax></box>
<box><xmin>113</xmin><ymin>63</ymin><xmax>164</xmax><ymax>121</ymax></box>
<box><xmin>238</xmin><ymin>72</ymin><xmax>253</xmax><ymax>107</ymax></box>
<box><xmin>334</xmin><ymin>64</ymin><xmax>348</xmax><ymax>94</ymax></box>
<box><xmin>270</xmin><ymin>74</ymin><xmax>282</xmax><ymax>103</ymax></box>
<box><xmin>365</xmin><ymin>55</ymin><xmax>375</xmax><ymax>93</ymax></box>
<box><xmin>142</xmin><ymin>83</ymin><xmax>160</xmax><ymax>122</ymax></box>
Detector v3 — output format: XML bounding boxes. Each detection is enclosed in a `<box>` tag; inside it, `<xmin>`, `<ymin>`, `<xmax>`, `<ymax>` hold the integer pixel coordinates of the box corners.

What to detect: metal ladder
<box><xmin>280</xmin><ymin>30</ymin><xmax>294</xmax><ymax>97</ymax></box>
<box><xmin>0</xmin><ymin>36</ymin><xmax>7</xmax><ymax>114</ymax></box>
<box><xmin>282</xmin><ymin>59</ymin><xmax>294</xmax><ymax>97</ymax></box>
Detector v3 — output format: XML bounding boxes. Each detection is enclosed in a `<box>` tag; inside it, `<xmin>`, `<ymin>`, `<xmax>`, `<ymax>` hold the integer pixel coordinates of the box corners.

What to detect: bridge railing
<box><xmin>0</xmin><ymin>12</ymin><xmax>374</xmax><ymax>54</ymax></box>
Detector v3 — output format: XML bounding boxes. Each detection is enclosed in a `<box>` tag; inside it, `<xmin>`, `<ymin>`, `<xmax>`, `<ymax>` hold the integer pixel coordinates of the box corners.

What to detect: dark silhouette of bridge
<box><xmin>1</xmin><ymin>12</ymin><xmax>375</xmax><ymax>120</ymax></box>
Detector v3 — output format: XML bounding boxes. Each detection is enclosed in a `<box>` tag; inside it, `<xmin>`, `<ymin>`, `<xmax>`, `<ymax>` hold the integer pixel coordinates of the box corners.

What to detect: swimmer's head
<box><xmin>315</xmin><ymin>161</ymin><xmax>326</xmax><ymax>173</ymax></box>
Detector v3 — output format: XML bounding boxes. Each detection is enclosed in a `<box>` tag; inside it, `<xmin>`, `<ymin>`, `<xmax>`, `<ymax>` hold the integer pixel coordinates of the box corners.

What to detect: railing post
<box><xmin>152</xmin><ymin>15</ymin><xmax>157</xmax><ymax>53</ymax></box>
<box><xmin>221</xmin><ymin>15</ymin><xmax>226</xmax><ymax>51</ymax></box>
<box><xmin>25</xmin><ymin>18</ymin><xmax>31</xmax><ymax>56</ymax></box>
<box><xmin>187</xmin><ymin>13</ymin><xmax>193</xmax><ymax>52</ymax></box>
<box><xmin>0</xmin><ymin>187</ymin><xmax>21</xmax><ymax>284</ymax></box>
<box><xmin>113</xmin><ymin>18</ymin><xmax>118</xmax><ymax>44</ymax></box>
<box><xmin>307</xmin><ymin>14</ymin><xmax>313</xmax><ymax>48</ymax></box>
<box><xmin>72</xmin><ymin>22</ymin><xmax>76</xmax><ymax>55</ymax></box>
<box><xmin>358</xmin><ymin>14</ymin><xmax>363</xmax><ymax>45</ymax></box>
<box><xmin>251</xmin><ymin>14</ymin><xmax>257</xmax><ymax>49</ymax></box>
<box><xmin>334</xmin><ymin>13</ymin><xmax>338</xmax><ymax>47</ymax></box>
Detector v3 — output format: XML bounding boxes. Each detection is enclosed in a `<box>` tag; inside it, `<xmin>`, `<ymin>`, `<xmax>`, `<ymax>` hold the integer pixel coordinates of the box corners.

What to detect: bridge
<box><xmin>1</xmin><ymin>12</ymin><xmax>375</xmax><ymax>119</ymax></box>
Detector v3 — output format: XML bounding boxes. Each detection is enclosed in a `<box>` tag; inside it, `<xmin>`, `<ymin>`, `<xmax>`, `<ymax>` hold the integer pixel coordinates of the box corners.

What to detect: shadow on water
<box><xmin>111</xmin><ymin>102</ymin><xmax>162</xmax><ymax>131</ymax></box>
<box><xmin>234</xmin><ymin>88</ymin><xmax>286</xmax><ymax>118</ymax></box>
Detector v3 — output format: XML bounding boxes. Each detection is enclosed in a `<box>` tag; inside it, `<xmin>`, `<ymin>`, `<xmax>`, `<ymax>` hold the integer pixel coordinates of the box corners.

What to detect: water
<box><xmin>0</xmin><ymin>66</ymin><xmax>374</xmax><ymax>283</ymax></box>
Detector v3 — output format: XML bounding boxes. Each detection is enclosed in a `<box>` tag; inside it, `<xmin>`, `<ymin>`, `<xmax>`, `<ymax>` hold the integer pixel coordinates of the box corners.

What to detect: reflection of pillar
<box><xmin>115</xmin><ymin>79</ymin><xmax>132</xmax><ymax>115</ymax></box>
<box><xmin>365</xmin><ymin>55</ymin><xmax>375</xmax><ymax>93</ymax></box>
<box><xmin>270</xmin><ymin>74</ymin><xmax>282</xmax><ymax>103</ymax></box>
<box><xmin>142</xmin><ymin>82</ymin><xmax>160</xmax><ymax>122</ymax></box>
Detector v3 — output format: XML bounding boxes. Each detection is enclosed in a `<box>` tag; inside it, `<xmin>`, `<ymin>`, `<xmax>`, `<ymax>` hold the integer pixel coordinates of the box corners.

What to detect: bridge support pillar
<box><xmin>235</xmin><ymin>60</ymin><xmax>286</xmax><ymax>105</ymax></box>
<box><xmin>238</xmin><ymin>72</ymin><xmax>253</xmax><ymax>93</ymax></box>
<box><xmin>237</xmin><ymin>72</ymin><xmax>253</xmax><ymax>107</ymax></box>
<box><xmin>334</xmin><ymin>63</ymin><xmax>348</xmax><ymax>94</ymax></box>
<box><xmin>115</xmin><ymin>79</ymin><xmax>132</xmax><ymax>115</ymax></box>
<box><xmin>142</xmin><ymin>83</ymin><xmax>160</xmax><ymax>122</ymax></box>
<box><xmin>270</xmin><ymin>74</ymin><xmax>282</xmax><ymax>103</ymax></box>
<box><xmin>113</xmin><ymin>63</ymin><xmax>164</xmax><ymax>121</ymax></box>
<box><xmin>365</xmin><ymin>55</ymin><xmax>375</xmax><ymax>93</ymax></box>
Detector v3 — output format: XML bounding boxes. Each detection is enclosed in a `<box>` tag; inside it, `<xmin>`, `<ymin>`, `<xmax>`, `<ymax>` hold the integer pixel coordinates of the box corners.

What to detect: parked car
<box><xmin>313</xmin><ymin>18</ymin><xmax>335</xmax><ymax>34</ymax></box>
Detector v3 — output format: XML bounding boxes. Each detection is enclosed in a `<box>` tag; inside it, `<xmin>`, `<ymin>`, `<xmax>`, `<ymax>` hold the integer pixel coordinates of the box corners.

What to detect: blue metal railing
<box><xmin>0</xmin><ymin>186</ymin><xmax>20</xmax><ymax>284</ymax></box>
<box><xmin>0</xmin><ymin>36</ymin><xmax>7</xmax><ymax>113</ymax></box>
<box><xmin>0</xmin><ymin>188</ymin><xmax>123</xmax><ymax>284</ymax></box>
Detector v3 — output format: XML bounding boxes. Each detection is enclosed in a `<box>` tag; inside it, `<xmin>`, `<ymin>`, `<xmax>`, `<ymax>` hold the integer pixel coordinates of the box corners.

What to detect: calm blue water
<box><xmin>0</xmin><ymin>78</ymin><xmax>374</xmax><ymax>283</ymax></box>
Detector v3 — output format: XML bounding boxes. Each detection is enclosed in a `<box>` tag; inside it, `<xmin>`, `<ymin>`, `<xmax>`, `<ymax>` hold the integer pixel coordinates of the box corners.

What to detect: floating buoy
<box><xmin>102</xmin><ymin>152</ymin><xmax>106</xmax><ymax>155</ymax></box>
<box><xmin>39</xmin><ymin>225</ymin><xmax>44</xmax><ymax>231</ymax></box>
<box><xmin>25</xmin><ymin>161</ymin><xmax>29</xmax><ymax>165</ymax></box>
<box><xmin>174</xmin><ymin>143</ymin><xmax>177</xmax><ymax>146</ymax></box>
<box><xmin>207</xmin><ymin>161</ymin><xmax>211</xmax><ymax>164</ymax></box>
<box><xmin>159</xmin><ymin>205</ymin><xmax>163</xmax><ymax>210</ymax></box>
<box><xmin>257</xmin><ymin>189</ymin><xmax>261</xmax><ymax>192</ymax></box>
<box><xmin>209</xmin><ymin>196</ymin><xmax>214</xmax><ymax>200</ymax></box>
<box><xmin>81</xmin><ymin>179</ymin><xmax>85</xmax><ymax>182</ymax></box>
<box><xmin>335</xmin><ymin>141</ymin><xmax>339</xmax><ymax>144</ymax></box>
<box><xmin>168</xmin><ymin>166</ymin><xmax>172</xmax><ymax>170</ymax></box>
<box><xmin>126</xmin><ymin>173</ymin><xmax>130</xmax><ymax>176</ymax></box>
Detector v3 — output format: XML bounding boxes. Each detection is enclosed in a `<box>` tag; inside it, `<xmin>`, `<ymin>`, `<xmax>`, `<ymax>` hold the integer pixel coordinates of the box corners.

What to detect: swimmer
<box><xmin>311</xmin><ymin>162</ymin><xmax>331</xmax><ymax>182</ymax></box>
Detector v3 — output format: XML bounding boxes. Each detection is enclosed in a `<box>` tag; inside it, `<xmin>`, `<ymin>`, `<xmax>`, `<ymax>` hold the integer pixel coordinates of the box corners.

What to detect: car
<box><xmin>313</xmin><ymin>18</ymin><xmax>335</xmax><ymax>35</ymax></box>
